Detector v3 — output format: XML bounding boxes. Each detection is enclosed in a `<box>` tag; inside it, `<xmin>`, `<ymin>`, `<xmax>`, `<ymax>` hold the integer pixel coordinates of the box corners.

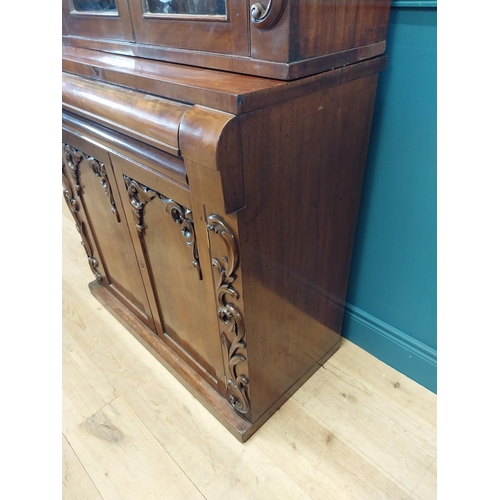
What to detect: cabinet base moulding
<box><xmin>89</xmin><ymin>280</ymin><xmax>341</xmax><ymax>442</ymax></box>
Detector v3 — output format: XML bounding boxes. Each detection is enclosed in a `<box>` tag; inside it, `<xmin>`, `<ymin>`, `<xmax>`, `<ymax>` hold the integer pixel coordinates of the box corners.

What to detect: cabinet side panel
<box><xmin>238</xmin><ymin>73</ymin><xmax>380</xmax><ymax>420</ymax></box>
<box><xmin>297</xmin><ymin>0</ymin><xmax>391</xmax><ymax>60</ymax></box>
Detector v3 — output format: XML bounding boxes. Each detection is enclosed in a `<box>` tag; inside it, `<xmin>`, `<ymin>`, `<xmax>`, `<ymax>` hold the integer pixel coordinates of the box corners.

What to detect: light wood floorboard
<box><xmin>62</xmin><ymin>201</ymin><xmax>437</xmax><ymax>500</ymax></box>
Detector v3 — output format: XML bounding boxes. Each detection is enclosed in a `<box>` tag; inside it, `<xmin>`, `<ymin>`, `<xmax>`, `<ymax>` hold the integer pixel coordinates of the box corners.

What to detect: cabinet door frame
<box><xmin>128</xmin><ymin>0</ymin><xmax>249</xmax><ymax>56</ymax></box>
<box><xmin>62</xmin><ymin>0</ymin><xmax>135</xmax><ymax>41</ymax></box>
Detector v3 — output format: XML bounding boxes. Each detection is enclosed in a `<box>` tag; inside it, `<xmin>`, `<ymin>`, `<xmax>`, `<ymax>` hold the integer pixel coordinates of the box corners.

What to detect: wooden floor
<box><xmin>62</xmin><ymin>201</ymin><xmax>437</xmax><ymax>500</ymax></box>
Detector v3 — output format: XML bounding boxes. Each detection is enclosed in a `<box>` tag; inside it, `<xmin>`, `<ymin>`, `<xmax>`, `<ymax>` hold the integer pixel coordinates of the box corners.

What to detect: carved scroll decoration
<box><xmin>164</xmin><ymin>200</ymin><xmax>202</xmax><ymax>280</ymax></box>
<box><xmin>207</xmin><ymin>214</ymin><xmax>250</xmax><ymax>414</ymax></box>
<box><xmin>62</xmin><ymin>144</ymin><xmax>102</xmax><ymax>281</ymax></box>
<box><xmin>63</xmin><ymin>143</ymin><xmax>120</xmax><ymax>222</ymax></box>
<box><xmin>63</xmin><ymin>143</ymin><xmax>84</xmax><ymax>195</ymax></box>
<box><xmin>123</xmin><ymin>175</ymin><xmax>202</xmax><ymax>279</ymax></box>
<box><xmin>89</xmin><ymin>158</ymin><xmax>120</xmax><ymax>223</ymax></box>
<box><xmin>123</xmin><ymin>176</ymin><xmax>155</xmax><ymax>234</ymax></box>
<box><xmin>250</xmin><ymin>0</ymin><xmax>286</xmax><ymax>29</ymax></box>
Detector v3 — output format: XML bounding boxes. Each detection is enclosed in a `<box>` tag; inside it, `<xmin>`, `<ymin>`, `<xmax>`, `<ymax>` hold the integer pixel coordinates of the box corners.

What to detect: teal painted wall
<box><xmin>342</xmin><ymin>6</ymin><xmax>437</xmax><ymax>392</ymax></box>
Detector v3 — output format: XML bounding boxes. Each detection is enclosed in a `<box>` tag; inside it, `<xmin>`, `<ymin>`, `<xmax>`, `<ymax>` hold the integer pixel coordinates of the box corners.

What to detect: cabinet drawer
<box><xmin>62</xmin><ymin>73</ymin><xmax>190</xmax><ymax>156</ymax></box>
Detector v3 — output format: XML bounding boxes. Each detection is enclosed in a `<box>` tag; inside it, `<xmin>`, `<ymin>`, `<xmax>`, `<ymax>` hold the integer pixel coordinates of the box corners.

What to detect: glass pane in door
<box><xmin>71</xmin><ymin>0</ymin><xmax>118</xmax><ymax>12</ymax></box>
<box><xmin>144</xmin><ymin>0</ymin><xmax>226</xmax><ymax>16</ymax></box>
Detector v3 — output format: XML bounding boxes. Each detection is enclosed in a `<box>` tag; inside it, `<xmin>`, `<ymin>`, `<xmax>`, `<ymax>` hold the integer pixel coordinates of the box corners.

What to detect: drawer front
<box><xmin>62</xmin><ymin>73</ymin><xmax>190</xmax><ymax>157</ymax></box>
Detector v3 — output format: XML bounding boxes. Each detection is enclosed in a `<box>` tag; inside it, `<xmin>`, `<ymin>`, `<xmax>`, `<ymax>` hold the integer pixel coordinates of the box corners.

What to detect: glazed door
<box><xmin>62</xmin><ymin>0</ymin><xmax>134</xmax><ymax>41</ymax></box>
<box><xmin>110</xmin><ymin>153</ymin><xmax>225</xmax><ymax>388</ymax></box>
<box><xmin>61</xmin><ymin>133</ymin><xmax>155</xmax><ymax>330</ymax></box>
<box><xmin>128</xmin><ymin>0</ymin><xmax>249</xmax><ymax>56</ymax></box>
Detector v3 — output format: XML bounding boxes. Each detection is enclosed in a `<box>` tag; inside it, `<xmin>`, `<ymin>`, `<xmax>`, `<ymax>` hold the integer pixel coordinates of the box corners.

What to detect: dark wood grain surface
<box><xmin>62</xmin><ymin>0</ymin><xmax>390</xmax><ymax>79</ymax></box>
<box><xmin>234</xmin><ymin>72</ymin><xmax>380</xmax><ymax>420</ymax></box>
<box><xmin>62</xmin><ymin>0</ymin><xmax>134</xmax><ymax>41</ymax></box>
<box><xmin>128</xmin><ymin>0</ymin><xmax>248</xmax><ymax>56</ymax></box>
<box><xmin>62</xmin><ymin>73</ymin><xmax>189</xmax><ymax>156</ymax></box>
<box><xmin>62</xmin><ymin>46</ymin><xmax>386</xmax><ymax>115</ymax></box>
<box><xmin>179</xmin><ymin>105</ymin><xmax>245</xmax><ymax>214</ymax></box>
<box><xmin>62</xmin><ymin>110</ymin><xmax>189</xmax><ymax>186</ymax></box>
<box><xmin>297</xmin><ymin>0</ymin><xmax>391</xmax><ymax>59</ymax></box>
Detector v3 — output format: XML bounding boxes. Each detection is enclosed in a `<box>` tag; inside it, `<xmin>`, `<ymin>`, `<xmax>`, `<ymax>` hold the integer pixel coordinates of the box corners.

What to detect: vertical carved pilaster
<box><xmin>62</xmin><ymin>143</ymin><xmax>102</xmax><ymax>281</ymax></box>
<box><xmin>123</xmin><ymin>175</ymin><xmax>202</xmax><ymax>279</ymax></box>
<box><xmin>89</xmin><ymin>157</ymin><xmax>120</xmax><ymax>222</ymax></box>
<box><xmin>63</xmin><ymin>144</ymin><xmax>84</xmax><ymax>195</ymax></box>
<box><xmin>207</xmin><ymin>214</ymin><xmax>250</xmax><ymax>414</ymax></box>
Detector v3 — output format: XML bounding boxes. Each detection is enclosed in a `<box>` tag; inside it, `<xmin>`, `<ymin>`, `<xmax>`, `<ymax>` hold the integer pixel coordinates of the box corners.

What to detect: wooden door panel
<box><xmin>62</xmin><ymin>0</ymin><xmax>134</xmax><ymax>41</ymax></box>
<box><xmin>128</xmin><ymin>0</ymin><xmax>248</xmax><ymax>57</ymax></box>
<box><xmin>111</xmin><ymin>154</ymin><xmax>224</xmax><ymax>386</ymax></box>
<box><xmin>62</xmin><ymin>143</ymin><xmax>104</xmax><ymax>284</ymax></box>
<box><xmin>61</xmin><ymin>135</ymin><xmax>154</xmax><ymax>329</ymax></box>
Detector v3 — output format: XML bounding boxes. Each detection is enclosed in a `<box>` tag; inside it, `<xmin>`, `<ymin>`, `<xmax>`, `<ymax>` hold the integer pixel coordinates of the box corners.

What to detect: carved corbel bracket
<box><xmin>179</xmin><ymin>106</ymin><xmax>245</xmax><ymax>215</ymax></box>
<box><xmin>164</xmin><ymin>200</ymin><xmax>202</xmax><ymax>280</ymax></box>
<box><xmin>89</xmin><ymin>158</ymin><xmax>120</xmax><ymax>222</ymax></box>
<box><xmin>124</xmin><ymin>176</ymin><xmax>155</xmax><ymax>234</ymax></box>
<box><xmin>124</xmin><ymin>175</ymin><xmax>202</xmax><ymax>279</ymax></box>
